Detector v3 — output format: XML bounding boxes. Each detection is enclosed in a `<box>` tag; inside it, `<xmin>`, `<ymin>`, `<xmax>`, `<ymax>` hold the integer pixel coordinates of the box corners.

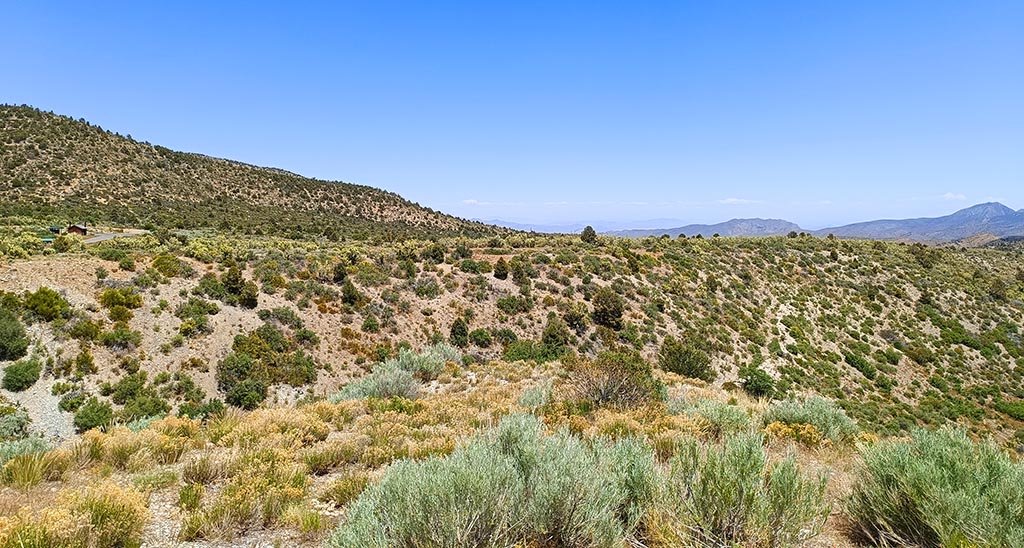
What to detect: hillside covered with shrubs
<box><xmin>0</xmin><ymin>105</ymin><xmax>500</xmax><ymax>240</ymax></box>
<box><xmin>2</xmin><ymin>222</ymin><xmax>1024</xmax><ymax>547</ymax></box>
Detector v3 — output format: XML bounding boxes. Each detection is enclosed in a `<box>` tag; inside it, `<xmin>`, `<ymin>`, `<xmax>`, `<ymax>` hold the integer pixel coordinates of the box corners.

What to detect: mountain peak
<box><xmin>951</xmin><ymin>202</ymin><xmax>1015</xmax><ymax>219</ymax></box>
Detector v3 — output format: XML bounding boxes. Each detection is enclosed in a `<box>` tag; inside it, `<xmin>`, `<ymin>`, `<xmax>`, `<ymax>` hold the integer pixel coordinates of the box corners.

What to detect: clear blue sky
<box><xmin>2</xmin><ymin>1</ymin><xmax>1022</xmax><ymax>229</ymax></box>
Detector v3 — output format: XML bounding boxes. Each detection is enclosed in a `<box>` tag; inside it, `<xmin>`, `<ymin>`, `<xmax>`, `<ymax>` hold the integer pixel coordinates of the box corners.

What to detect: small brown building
<box><xmin>68</xmin><ymin>224</ymin><xmax>88</xmax><ymax>236</ymax></box>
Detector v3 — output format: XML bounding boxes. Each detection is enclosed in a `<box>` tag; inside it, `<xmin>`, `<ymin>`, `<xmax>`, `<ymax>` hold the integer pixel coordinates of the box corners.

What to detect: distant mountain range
<box><xmin>481</xmin><ymin>219</ymin><xmax>694</xmax><ymax>233</ymax></box>
<box><xmin>608</xmin><ymin>218</ymin><xmax>802</xmax><ymax>239</ymax></box>
<box><xmin>605</xmin><ymin>202</ymin><xmax>1024</xmax><ymax>242</ymax></box>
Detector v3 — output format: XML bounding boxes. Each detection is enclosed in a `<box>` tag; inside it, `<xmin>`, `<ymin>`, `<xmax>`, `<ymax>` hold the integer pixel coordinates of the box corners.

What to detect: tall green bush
<box><xmin>0</xmin><ymin>309</ymin><xmax>29</xmax><ymax>361</ymax></box>
<box><xmin>327</xmin><ymin>414</ymin><xmax>658</xmax><ymax>548</ymax></box>
<box><xmin>592</xmin><ymin>287</ymin><xmax>624</xmax><ymax>330</ymax></box>
<box><xmin>846</xmin><ymin>428</ymin><xmax>1024</xmax><ymax>548</ymax></box>
<box><xmin>23</xmin><ymin>286</ymin><xmax>69</xmax><ymax>321</ymax></box>
<box><xmin>666</xmin><ymin>433</ymin><xmax>829</xmax><ymax>547</ymax></box>
<box><xmin>658</xmin><ymin>336</ymin><xmax>715</xmax><ymax>381</ymax></box>
<box><xmin>74</xmin><ymin>397</ymin><xmax>113</xmax><ymax>433</ymax></box>
<box><xmin>2</xmin><ymin>356</ymin><xmax>42</xmax><ymax>392</ymax></box>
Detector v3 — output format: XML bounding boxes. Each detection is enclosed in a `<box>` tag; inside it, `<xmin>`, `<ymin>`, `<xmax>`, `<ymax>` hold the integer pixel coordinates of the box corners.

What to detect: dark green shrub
<box><xmin>449</xmin><ymin>318</ymin><xmax>469</xmax><ymax>348</ymax></box>
<box><xmin>2</xmin><ymin>356</ymin><xmax>41</xmax><ymax>392</ymax></box>
<box><xmin>100</xmin><ymin>325</ymin><xmax>142</xmax><ymax>351</ymax></box>
<box><xmin>658</xmin><ymin>337</ymin><xmax>715</xmax><ymax>381</ymax></box>
<box><xmin>592</xmin><ymin>287</ymin><xmax>624</xmax><ymax>330</ymax></box>
<box><xmin>562</xmin><ymin>304</ymin><xmax>588</xmax><ymax>333</ymax></box>
<box><xmin>108</xmin><ymin>304</ymin><xmax>134</xmax><ymax>322</ymax></box>
<box><xmin>178</xmin><ymin>399</ymin><xmax>225</xmax><ymax>419</ymax></box>
<box><xmin>68</xmin><ymin>318</ymin><xmax>102</xmax><ymax>341</ymax></box>
<box><xmin>257</xmin><ymin>307</ymin><xmax>304</xmax><ymax>329</ymax></box>
<box><xmin>361</xmin><ymin>314</ymin><xmax>380</xmax><ymax>333</ymax></box>
<box><xmin>222</xmin><ymin>265</ymin><xmax>244</xmax><ymax>295</ymax></box>
<box><xmin>194</xmin><ymin>273</ymin><xmax>226</xmax><ymax>300</ymax></box>
<box><xmin>110</xmin><ymin>372</ymin><xmax>148</xmax><ymax>405</ymax></box>
<box><xmin>903</xmin><ymin>343</ymin><xmax>934</xmax><ymax>365</ymax></box>
<box><xmin>493</xmin><ymin>257</ymin><xmax>509</xmax><ymax>280</ymax></box>
<box><xmin>332</xmin><ymin>262</ymin><xmax>348</xmax><ymax>283</ymax></box>
<box><xmin>420</xmin><ymin>242</ymin><xmax>446</xmax><ymax>264</ymax></box>
<box><xmin>739</xmin><ymin>365</ymin><xmax>775</xmax><ymax>399</ymax></box>
<box><xmin>152</xmin><ymin>254</ymin><xmax>191</xmax><ymax>277</ymax></box>
<box><xmin>469</xmin><ymin>328</ymin><xmax>492</xmax><ymax>348</ymax></box>
<box><xmin>75</xmin><ymin>349</ymin><xmax>97</xmax><ymax>375</ymax></box>
<box><xmin>98</xmin><ymin>287</ymin><xmax>143</xmax><ymax>310</ymax></box>
<box><xmin>120</xmin><ymin>394</ymin><xmax>171</xmax><ymax>421</ymax></box>
<box><xmin>74</xmin><ymin>397</ymin><xmax>113</xmax><ymax>432</ymax></box>
<box><xmin>580</xmin><ymin>225</ymin><xmax>598</xmax><ymax>244</ymax></box>
<box><xmin>216</xmin><ymin>352</ymin><xmax>255</xmax><ymax>394</ymax></box>
<box><xmin>540</xmin><ymin>315</ymin><xmax>572</xmax><ymax>357</ymax></box>
<box><xmin>226</xmin><ymin>378</ymin><xmax>267</xmax><ymax>410</ymax></box>
<box><xmin>503</xmin><ymin>340</ymin><xmax>550</xmax><ymax>363</ymax></box>
<box><xmin>994</xmin><ymin>399</ymin><xmax>1024</xmax><ymax>421</ymax></box>
<box><xmin>497</xmin><ymin>295</ymin><xmax>531</xmax><ymax>315</ymax></box>
<box><xmin>341</xmin><ymin>280</ymin><xmax>362</xmax><ymax>306</ymax></box>
<box><xmin>0</xmin><ymin>309</ymin><xmax>29</xmax><ymax>361</ymax></box>
<box><xmin>844</xmin><ymin>353</ymin><xmax>877</xmax><ymax>380</ymax></box>
<box><xmin>23</xmin><ymin>287</ymin><xmax>69</xmax><ymax>321</ymax></box>
<box><xmin>239</xmin><ymin>281</ymin><xmax>259</xmax><ymax>309</ymax></box>
<box><xmin>492</xmin><ymin>328</ymin><xmax>518</xmax><ymax>346</ymax></box>
<box><xmin>216</xmin><ymin>323</ymin><xmax>319</xmax><ymax>407</ymax></box>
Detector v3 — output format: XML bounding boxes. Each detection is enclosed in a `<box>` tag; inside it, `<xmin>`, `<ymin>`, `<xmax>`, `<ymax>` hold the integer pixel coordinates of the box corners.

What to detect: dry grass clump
<box><xmin>178</xmin><ymin>448</ymin><xmax>309</xmax><ymax>541</ymax></box>
<box><xmin>101</xmin><ymin>428</ymin><xmax>180</xmax><ymax>470</ymax></box>
<box><xmin>318</xmin><ymin>470</ymin><xmax>370</xmax><ymax>507</ymax></box>
<box><xmin>764</xmin><ymin>421</ymin><xmax>827</xmax><ymax>446</ymax></box>
<box><xmin>0</xmin><ymin>481</ymin><xmax>148</xmax><ymax>548</ymax></box>
<box><xmin>280</xmin><ymin>504</ymin><xmax>330</xmax><ymax>539</ymax></box>
<box><xmin>302</xmin><ymin>438</ymin><xmax>365</xmax><ymax>475</ymax></box>
<box><xmin>68</xmin><ymin>421</ymin><xmax>202</xmax><ymax>474</ymax></box>
<box><xmin>181</xmin><ymin>453</ymin><xmax>229</xmax><ymax>485</ymax></box>
<box><xmin>216</xmin><ymin>407</ymin><xmax>330</xmax><ymax>450</ymax></box>
<box><xmin>148</xmin><ymin>416</ymin><xmax>201</xmax><ymax>439</ymax></box>
<box><xmin>177</xmin><ymin>482</ymin><xmax>204</xmax><ymax>511</ymax></box>
<box><xmin>1</xmin><ymin>449</ymin><xmax>69</xmax><ymax>489</ymax></box>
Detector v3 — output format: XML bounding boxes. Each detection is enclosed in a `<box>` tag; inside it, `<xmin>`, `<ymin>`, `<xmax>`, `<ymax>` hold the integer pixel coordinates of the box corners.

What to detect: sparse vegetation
<box><xmin>3</xmin><ymin>120</ymin><xmax>1024</xmax><ymax>547</ymax></box>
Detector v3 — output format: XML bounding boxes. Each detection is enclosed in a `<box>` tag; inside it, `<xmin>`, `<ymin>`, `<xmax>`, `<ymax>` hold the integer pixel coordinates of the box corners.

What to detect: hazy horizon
<box><xmin>2</xmin><ymin>2</ymin><xmax>1021</xmax><ymax>228</ymax></box>
<box><xmin>477</xmin><ymin>199</ymin><xmax>1020</xmax><ymax>233</ymax></box>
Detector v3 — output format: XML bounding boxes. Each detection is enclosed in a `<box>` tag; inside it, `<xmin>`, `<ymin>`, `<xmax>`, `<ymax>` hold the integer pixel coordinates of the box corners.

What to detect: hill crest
<box><xmin>0</xmin><ymin>105</ymin><xmax>501</xmax><ymax>239</ymax></box>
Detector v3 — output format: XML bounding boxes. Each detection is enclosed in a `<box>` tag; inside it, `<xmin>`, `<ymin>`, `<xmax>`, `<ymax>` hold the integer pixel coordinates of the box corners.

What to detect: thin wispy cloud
<box><xmin>718</xmin><ymin>197</ymin><xmax>762</xmax><ymax>205</ymax></box>
<box><xmin>462</xmin><ymin>199</ymin><xmax>527</xmax><ymax>206</ymax></box>
<box><xmin>940</xmin><ymin>192</ymin><xmax>967</xmax><ymax>201</ymax></box>
<box><xmin>462</xmin><ymin>198</ymin><xmax>737</xmax><ymax>209</ymax></box>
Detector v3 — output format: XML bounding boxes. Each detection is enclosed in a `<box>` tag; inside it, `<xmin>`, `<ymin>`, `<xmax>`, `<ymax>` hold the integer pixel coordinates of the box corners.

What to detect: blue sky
<box><xmin>2</xmin><ymin>1</ymin><xmax>1022</xmax><ymax>229</ymax></box>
